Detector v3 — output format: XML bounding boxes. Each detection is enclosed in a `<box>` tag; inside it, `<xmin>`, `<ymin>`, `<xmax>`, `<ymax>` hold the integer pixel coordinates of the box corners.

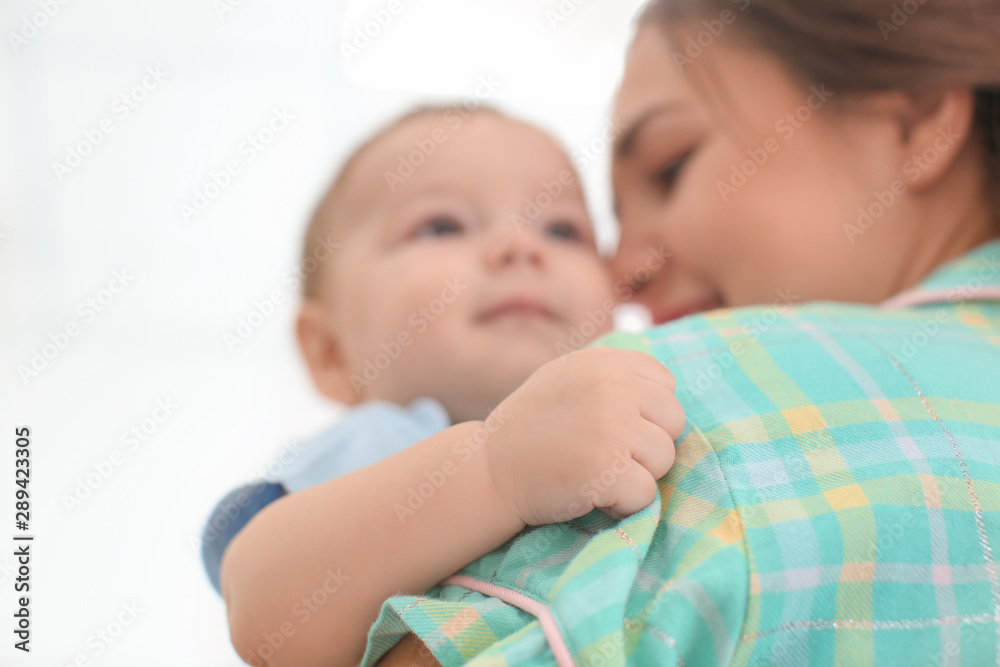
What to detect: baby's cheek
<box><xmin>582</xmin><ymin>283</ymin><xmax>618</xmax><ymax>335</ymax></box>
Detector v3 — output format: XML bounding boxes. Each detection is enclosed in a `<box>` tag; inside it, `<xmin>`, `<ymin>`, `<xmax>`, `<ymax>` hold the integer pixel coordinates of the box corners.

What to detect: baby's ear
<box><xmin>296</xmin><ymin>300</ymin><xmax>361</xmax><ymax>405</ymax></box>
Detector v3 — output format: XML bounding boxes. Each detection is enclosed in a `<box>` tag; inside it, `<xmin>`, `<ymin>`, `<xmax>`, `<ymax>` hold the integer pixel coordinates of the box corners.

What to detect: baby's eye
<box><xmin>545</xmin><ymin>220</ymin><xmax>583</xmax><ymax>242</ymax></box>
<box><xmin>416</xmin><ymin>216</ymin><xmax>463</xmax><ymax>238</ymax></box>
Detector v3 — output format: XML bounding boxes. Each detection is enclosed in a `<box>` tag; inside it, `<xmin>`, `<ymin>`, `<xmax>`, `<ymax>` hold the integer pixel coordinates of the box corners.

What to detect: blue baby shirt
<box><xmin>201</xmin><ymin>398</ymin><xmax>450</xmax><ymax>594</ymax></box>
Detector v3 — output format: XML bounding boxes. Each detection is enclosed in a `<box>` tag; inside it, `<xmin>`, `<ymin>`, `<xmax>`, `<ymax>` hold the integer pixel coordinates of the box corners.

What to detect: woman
<box><xmin>375</xmin><ymin>0</ymin><xmax>1000</xmax><ymax>664</ymax></box>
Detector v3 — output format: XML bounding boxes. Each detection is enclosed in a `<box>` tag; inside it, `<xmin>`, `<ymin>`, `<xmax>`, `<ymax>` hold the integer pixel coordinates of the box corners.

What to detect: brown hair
<box><xmin>640</xmin><ymin>0</ymin><xmax>1000</xmax><ymax>213</ymax></box>
<box><xmin>299</xmin><ymin>105</ymin><xmax>503</xmax><ymax>299</ymax></box>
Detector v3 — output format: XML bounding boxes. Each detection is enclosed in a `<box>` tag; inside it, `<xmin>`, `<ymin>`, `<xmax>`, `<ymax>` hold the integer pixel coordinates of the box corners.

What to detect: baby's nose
<box><xmin>484</xmin><ymin>221</ymin><xmax>544</xmax><ymax>270</ymax></box>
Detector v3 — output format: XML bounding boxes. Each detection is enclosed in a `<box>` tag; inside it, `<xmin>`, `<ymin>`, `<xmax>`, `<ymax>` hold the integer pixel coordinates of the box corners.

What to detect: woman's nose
<box><xmin>612</xmin><ymin>228</ymin><xmax>671</xmax><ymax>302</ymax></box>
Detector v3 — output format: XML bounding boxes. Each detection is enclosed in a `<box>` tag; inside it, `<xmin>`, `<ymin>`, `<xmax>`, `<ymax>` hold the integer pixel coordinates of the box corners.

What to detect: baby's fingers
<box><xmin>621</xmin><ymin>350</ymin><xmax>676</xmax><ymax>392</ymax></box>
<box><xmin>639</xmin><ymin>379</ymin><xmax>686</xmax><ymax>440</ymax></box>
<box><xmin>629</xmin><ymin>418</ymin><xmax>677</xmax><ymax>482</ymax></box>
<box><xmin>602</xmin><ymin>462</ymin><xmax>660</xmax><ymax>519</ymax></box>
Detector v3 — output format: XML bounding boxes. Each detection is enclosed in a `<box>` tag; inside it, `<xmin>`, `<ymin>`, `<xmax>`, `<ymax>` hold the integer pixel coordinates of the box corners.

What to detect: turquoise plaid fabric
<box><xmin>362</xmin><ymin>239</ymin><xmax>1000</xmax><ymax>667</ymax></box>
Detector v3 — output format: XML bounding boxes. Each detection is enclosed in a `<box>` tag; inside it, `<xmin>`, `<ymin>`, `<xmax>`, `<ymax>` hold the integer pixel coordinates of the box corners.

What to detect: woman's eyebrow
<box><xmin>615</xmin><ymin>103</ymin><xmax>687</xmax><ymax>158</ymax></box>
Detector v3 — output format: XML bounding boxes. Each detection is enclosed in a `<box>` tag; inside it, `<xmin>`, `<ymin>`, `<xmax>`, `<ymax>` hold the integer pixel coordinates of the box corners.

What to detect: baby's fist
<box><xmin>484</xmin><ymin>347</ymin><xmax>685</xmax><ymax>527</ymax></box>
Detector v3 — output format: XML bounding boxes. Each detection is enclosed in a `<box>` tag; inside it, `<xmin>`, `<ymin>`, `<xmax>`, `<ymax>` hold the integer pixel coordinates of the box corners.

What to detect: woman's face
<box><xmin>612</xmin><ymin>24</ymin><xmax>931</xmax><ymax>323</ymax></box>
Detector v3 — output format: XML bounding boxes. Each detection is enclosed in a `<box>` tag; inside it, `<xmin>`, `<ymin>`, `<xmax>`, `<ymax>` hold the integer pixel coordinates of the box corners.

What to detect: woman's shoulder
<box><xmin>600</xmin><ymin>296</ymin><xmax>1000</xmax><ymax>437</ymax></box>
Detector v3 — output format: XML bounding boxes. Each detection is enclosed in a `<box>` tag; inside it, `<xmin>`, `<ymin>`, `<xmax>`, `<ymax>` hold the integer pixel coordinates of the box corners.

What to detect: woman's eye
<box><xmin>416</xmin><ymin>216</ymin><xmax>463</xmax><ymax>238</ymax></box>
<box><xmin>545</xmin><ymin>220</ymin><xmax>582</xmax><ymax>242</ymax></box>
<box><xmin>652</xmin><ymin>152</ymin><xmax>691</xmax><ymax>191</ymax></box>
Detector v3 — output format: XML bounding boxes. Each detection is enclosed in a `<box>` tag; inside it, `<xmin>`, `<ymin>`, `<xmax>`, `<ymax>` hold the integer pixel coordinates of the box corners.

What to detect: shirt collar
<box><xmin>880</xmin><ymin>238</ymin><xmax>1000</xmax><ymax>310</ymax></box>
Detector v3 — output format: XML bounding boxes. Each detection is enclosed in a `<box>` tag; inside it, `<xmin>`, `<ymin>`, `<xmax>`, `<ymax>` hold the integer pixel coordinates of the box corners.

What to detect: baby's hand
<box><xmin>484</xmin><ymin>347</ymin><xmax>684</xmax><ymax>527</ymax></box>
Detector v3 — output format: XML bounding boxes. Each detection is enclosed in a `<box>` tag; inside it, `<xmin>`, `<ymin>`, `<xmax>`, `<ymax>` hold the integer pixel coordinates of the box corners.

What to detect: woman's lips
<box><xmin>651</xmin><ymin>296</ymin><xmax>722</xmax><ymax>325</ymax></box>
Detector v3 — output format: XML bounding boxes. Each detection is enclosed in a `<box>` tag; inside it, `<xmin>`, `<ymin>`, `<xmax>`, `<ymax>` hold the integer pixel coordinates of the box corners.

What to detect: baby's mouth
<box><xmin>477</xmin><ymin>299</ymin><xmax>557</xmax><ymax>323</ymax></box>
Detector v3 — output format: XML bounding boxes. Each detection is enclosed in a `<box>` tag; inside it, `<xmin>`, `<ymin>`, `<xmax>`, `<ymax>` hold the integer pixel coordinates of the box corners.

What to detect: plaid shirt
<box><xmin>363</xmin><ymin>239</ymin><xmax>1000</xmax><ymax>667</ymax></box>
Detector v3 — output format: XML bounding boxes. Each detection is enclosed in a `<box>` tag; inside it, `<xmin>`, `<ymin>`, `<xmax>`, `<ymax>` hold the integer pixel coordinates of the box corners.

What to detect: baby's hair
<box><xmin>300</xmin><ymin>104</ymin><xmax>504</xmax><ymax>299</ymax></box>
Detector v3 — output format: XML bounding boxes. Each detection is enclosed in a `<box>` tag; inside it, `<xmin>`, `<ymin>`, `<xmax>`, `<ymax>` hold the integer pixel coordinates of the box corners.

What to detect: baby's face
<box><xmin>320</xmin><ymin>112</ymin><xmax>615</xmax><ymax>422</ymax></box>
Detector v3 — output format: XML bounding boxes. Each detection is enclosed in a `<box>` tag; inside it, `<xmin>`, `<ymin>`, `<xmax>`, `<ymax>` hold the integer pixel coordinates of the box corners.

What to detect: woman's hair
<box><xmin>640</xmin><ymin>0</ymin><xmax>1000</xmax><ymax>213</ymax></box>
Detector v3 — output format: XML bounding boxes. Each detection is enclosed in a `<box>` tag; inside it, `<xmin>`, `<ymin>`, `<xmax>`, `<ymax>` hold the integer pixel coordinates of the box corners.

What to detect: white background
<box><xmin>0</xmin><ymin>0</ymin><xmax>644</xmax><ymax>663</ymax></box>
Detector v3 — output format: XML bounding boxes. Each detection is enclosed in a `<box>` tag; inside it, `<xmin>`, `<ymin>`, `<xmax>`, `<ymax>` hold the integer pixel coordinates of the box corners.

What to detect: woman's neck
<box><xmin>890</xmin><ymin>154</ymin><xmax>998</xmax><ymax>295</ymax></box>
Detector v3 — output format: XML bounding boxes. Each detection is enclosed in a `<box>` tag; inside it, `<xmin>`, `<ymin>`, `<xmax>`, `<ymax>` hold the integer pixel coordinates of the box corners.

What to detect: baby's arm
<box><xmin>222</xmin><ymin>348</ymin><xmax>684</xmax><ymax>667</ymax></box>
<box><xmin>223</xmin><ymin>419</ymin><xmax>524</xmax><ymax>667</ymax></box>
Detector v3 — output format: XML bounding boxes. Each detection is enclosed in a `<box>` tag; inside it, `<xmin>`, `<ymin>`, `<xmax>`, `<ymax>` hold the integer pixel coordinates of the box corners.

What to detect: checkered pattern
<box><xmin>362</xmin><ymin>240</ymin><xmax>1000</xmax><ymax>667</ymax></box>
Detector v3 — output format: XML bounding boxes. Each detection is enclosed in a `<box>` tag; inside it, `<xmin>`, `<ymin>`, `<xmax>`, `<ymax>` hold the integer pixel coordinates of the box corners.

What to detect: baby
<box><xmin>203</xmin><ymin>106</ymin><xmax>684</xmax><ymax>667</ymax></box>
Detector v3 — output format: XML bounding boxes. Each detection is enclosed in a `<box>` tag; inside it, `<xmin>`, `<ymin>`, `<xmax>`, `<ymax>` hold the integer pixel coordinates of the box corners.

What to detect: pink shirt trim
<box><xmin>442</xmin><ymin>574</ymin><xmax>577</xmax><ymax>667</ymax></box>
<box><xmin>880</xmin><ymin>287</ymin><xmax>1000</xmax><ymax>311</ymax></box>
